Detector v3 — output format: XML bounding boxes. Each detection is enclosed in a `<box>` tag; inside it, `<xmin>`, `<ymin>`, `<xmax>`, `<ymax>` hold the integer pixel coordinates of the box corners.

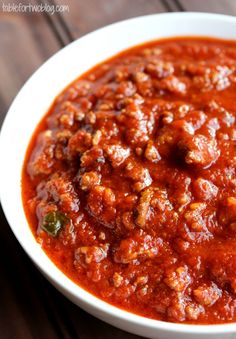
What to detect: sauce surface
<box><xmin>22</xmin><ymin>37</ymin><xmax>236</xmax><ymax>324</ymax></box>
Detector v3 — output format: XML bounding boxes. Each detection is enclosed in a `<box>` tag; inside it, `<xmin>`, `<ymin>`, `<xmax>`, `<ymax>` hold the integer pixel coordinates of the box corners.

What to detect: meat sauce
<box><xmin>22</xmin><ymin>37</ymin><xmax>236</xmax><ymax>324</ymax></box>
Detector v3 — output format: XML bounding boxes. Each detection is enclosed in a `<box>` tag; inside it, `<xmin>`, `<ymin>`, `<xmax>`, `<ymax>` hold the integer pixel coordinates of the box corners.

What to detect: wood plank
<box><xmin>164</xmin><ymin>0</ymin><xmax>184</xmax><ymax>12</ymax></box>
<box><xmin>179</xmin><ymin>0</ymin><xmax>236</xmax><ymax>14</ymax></box>
<box><xmin>53</xmin><ymin>0</ymin><xmax>167</xmax><ymax>40</ymax></box>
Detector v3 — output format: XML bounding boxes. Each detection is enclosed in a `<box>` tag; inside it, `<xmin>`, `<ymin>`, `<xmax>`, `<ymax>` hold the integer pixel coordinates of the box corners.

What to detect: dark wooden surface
<box><xmin>0</xmin><ymin>1</ymin><xmax>236</xmax><ymax>338</ymax></box>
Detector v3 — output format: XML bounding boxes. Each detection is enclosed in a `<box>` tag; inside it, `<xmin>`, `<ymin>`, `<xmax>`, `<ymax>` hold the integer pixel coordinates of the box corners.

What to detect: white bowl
<box><xmin>1</xmin><ymin>12</ymin><xmax>236</xmax><ymax>339</ymax></box>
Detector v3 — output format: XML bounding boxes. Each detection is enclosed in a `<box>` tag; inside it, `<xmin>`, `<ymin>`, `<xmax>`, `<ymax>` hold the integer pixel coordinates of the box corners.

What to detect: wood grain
<box><xmin>179</xmin><ymin>0</ymin><xmax>236</xmax><ymax>14</ymax></box>
<box><xmin>53</xmin><ymin>0</ymin><xmax>167</xmax><ymax>40</ymax></box>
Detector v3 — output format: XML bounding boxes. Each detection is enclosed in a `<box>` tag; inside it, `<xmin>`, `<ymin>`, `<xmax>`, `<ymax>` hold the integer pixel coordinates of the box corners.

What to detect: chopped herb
<box><xmin>41</xmin><ymin>211</ymin><xmax>69</xmax><ymax>237</ymax></box>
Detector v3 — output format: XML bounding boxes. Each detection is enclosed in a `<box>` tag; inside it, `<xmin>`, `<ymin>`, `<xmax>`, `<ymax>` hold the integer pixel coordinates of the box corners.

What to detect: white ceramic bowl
<box><xmin>1</xmin><ymin>12</ymin><xmax>236</xmax><ymax>339</ymax></box>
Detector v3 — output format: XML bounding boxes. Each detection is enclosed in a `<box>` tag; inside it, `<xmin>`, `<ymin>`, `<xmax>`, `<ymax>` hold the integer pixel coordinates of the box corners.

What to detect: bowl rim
<box><xmin>1</xmin><ymin>11</ymin><xmax>236</xmax><ymax>335</ymax></box>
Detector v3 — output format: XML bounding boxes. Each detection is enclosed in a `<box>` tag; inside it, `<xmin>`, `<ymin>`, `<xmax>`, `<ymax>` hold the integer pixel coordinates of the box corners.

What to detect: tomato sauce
<box><xmin>22</xmin><ymin>37</ymin><xmax>236</xmax><ymax>324</ymax></box>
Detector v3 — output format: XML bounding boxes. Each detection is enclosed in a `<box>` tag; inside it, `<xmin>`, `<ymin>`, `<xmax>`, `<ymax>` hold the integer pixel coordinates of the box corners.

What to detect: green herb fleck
<box><xmin>41</xmin><ymin>211</ymin><xmax>69</xmax><ymax>237</ymax></box>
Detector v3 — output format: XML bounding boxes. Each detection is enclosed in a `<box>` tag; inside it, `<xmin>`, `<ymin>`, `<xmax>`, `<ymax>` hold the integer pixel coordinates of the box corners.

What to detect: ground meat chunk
<box><xmin>133</xmin><ymin>71</ymin><xmax>149</xmax><ymax>83</ymax></box>
<box><xmin>69</xmin><ymin>80</ymin><xmax>92</xmax><ymax>98</ymax></box>
<box><xmin>28</xmin><ymin>131</ymin><xmax>55</xmax><ymax>177</ymax></box>
<box><xmin>208</xmin><ymin>248</ymin><xmax>236</xmax><ymax>293</ymax></box>
<box><xmin>55</xmin><ymin>129</ymin><xmax>73</xmax><ymax>144</ymax></box>
<box><xmin>167</xmin><ymin>172</ymin><xmax>192</xmax><ymax>211</ymax></box>
<box><xmin>135</xmin><ymin>187</ymin><xmax>173</xmax><ymax>229</ymax></box>
<box><xmin>157</xmin><ymin>119</ymin><xmax>194</xmax><ymax>158</ymax></box>
<box><xmin>125</xmin><ymin>161</ymin><xmax>152</xmax><ymax>192</ymax></box>
<box><xmin>193</xmin><ymin>65</ymin><xmax>232</xmax><ymax>91</ymax></box>
<box><xmin>87</xmin><ymin>186</ymin><xmax>116</xmax><ymax>227</ymax></box>
<box><xmin>112</xmin><ymin>272</ymin><xmax>124</xmax><ymax>287</ymax></box>
<box><xmin>164</xmin><ymin>266</ymin><xmax>191</xmax><ymax>292</ymax></box>
<box><xmin>192</xmin><ymin>178</ymin><xmax>218</xmax><ymax>201</ymax></box>
<box><xmin>160</xmin><ymin>111</ymin><xmax>174</xmax><ymax>125</ymax></box>
<box><xmin>92</xmin><ymin>130</ymin><xmax>102</xmax><ymax>146</ymax></box>
<box><xmin>135</xmin><ymin>188</ymin><xmax>153</xmax><ymax>228</ymax></box>
<box><xmin>184</xmin><ymin>110</ymin><xmax>207</xmax><ymax>131</ymax></box>
<box><xmin>104</xmin><ymin>144</ymin><xmax>130</xmax><ymax>167</ymax></box>
<box><xmin>205</xmin><ymin>117</ymin><xmax>220</xmax><ymax>137</ymax></box>
<box><xmin>178</xmin><ymin>134</ymin><xmax>220</xmax><ymax>168</ymax></box>
<box><xmin>125</xmin><ymin>122</ymin><xmax>150</xmax><ymax>146</ymax></box>
<box><xmin>185</xmin><ymin>303</ymin><xmax>204</xmax><ymax>320</ymax></box>
<box><xmin>218</xmin><ymin>196</ymin><xmax>236</xmax><ymax>228</ymax></box>
<box><xmin>119</xmin><ymin>102</ymin><xmax>153</xmax><ymax>146</ymax></box>
<box><xmin>75</xmin><ymin>244</ymin><xmax>109</xmax><ymax>265</ymax></box>
<box><xmin>80</xmin><ymin>147</ymin><xmax>105</xmax><ymax>168</ymax></box>
<box><xmin>193</xmin><ymin>282</ymin><xmax>222</xmax><ymax>306</ymax></box>
<box><xmin>146</xmin><ymin>61</ymin><xmax>174</xmax><ymax>78</ymax></box>
<box><xmin>116</xmin><ymin>80</ymin><xmax>136</xmax><ymax>97</ymax></box>
<box><xmin>80</xmin><ymin>171</ymin><xmax>101</xmax><ymax>191</ymax></box>
<box><xmin>184</xmin><ymin>202</ymin><xmax>208</xmax><ymax>233</ymax></box>
<box><xmin>67</xmin><ymin>129</ymin><xmax>92</xmax><ymax>157</ymax></box>
<box><xmin>144</xmin><ymin>141</ymin><xmax>161</xmax><ymax>163</ymax></box>
<box><xmin>167</xmin><ymin>294</ymin><xmax>187</xmax><ymax>322</ymax></box>
<box><xmin>114</xmin><ymin>230</ymin><xmax>162</xmax><ymax>264</ymax></box>
<box><xmin>58</xmin><ymin>101</ymin><xmax>82</xmax><ymax>128</ymax></box>
<box><xmin>158</xmin><ymin>75</ymin><xmax>187</xmax><ymax>94</ymax></box>
<box><xmin>135</xmin><ymin>187</ymin><xmax>172</xmax><ymax>228</ymax></box>
<box><xmin>37</xmin><ymin>174</ymin><xmax>79</xmax><ymax>214</ymax></box>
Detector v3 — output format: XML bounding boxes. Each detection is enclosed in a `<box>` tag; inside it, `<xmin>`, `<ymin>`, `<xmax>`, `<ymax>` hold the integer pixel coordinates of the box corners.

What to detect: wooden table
<box><xmin>1</xmin><ymin>1</ymin><xmax>236</xmax><ymax>338</ymax></box>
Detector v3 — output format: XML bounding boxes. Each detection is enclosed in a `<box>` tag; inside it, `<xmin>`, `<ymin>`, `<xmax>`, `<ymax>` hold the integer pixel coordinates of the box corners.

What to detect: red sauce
<box><xmin>22</xmin><ymin>37</ymin><xmax>236</xmax><ymax>324</ymax></box>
